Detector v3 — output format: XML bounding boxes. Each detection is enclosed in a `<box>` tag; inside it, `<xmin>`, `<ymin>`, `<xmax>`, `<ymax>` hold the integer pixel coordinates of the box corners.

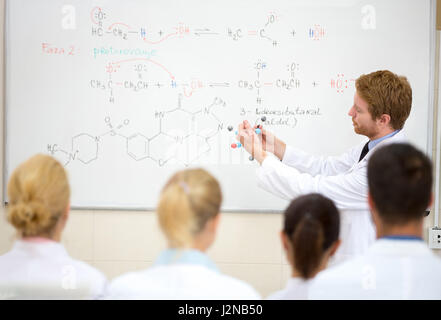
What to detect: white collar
<box><xmin>13</xmin><ymin>239</ymin><xmax>69</xmax><ymax>257</ymax></box>
<box><xmin>368</xmin><ymin>238</ymin><xmax>432</xmax><ymax>257</ymax></box>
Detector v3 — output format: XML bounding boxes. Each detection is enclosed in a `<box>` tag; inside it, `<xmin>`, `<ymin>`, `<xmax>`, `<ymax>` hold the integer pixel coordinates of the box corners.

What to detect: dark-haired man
<box><xmin>309</xmin><ymin>143</ymin><xmax>440</xmax><ymax>299</ymax></box>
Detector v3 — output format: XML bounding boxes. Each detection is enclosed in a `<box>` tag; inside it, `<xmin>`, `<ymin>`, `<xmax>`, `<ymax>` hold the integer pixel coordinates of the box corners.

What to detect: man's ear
<box><xmin>329</xmin><ymin>239</ymin><xmax>341</xmax><ymax>257</ymax></box>
<box><xmin>280</xmin><ymin>230</ymin><xmax>289</xmax><ymax>251</ymax></box>
<box><xmin>210</xmin><ymin>214</ymin><xmax>221</xmax><ymax>233</ymax></box>
<box><xmin>58</xmin><ymin>202</ymin><xmax>70</xmax><ymax>231</ymax></box>
<box><xmin>63</xmin><ymin>202</ymin><xmax>70</xmax><ymax>222</ymax></box>
<box><xmin>368</xmin><ymin>192</ymin><xmax>381</xmax><ymax>228</ymax></box>
<box><xmin>378</xmin><ymin>114</ymin><xmax>391</xmax><ymax>127</ymax></box>
<box><xmin>428</xmin><ymin>193</ymin><xmax>434</xmax><ymax>209</ymax></box>
<box><xmin>367</xmin><ymin>192</ymin><xmax>375</xmax><ymax>212</ymax></box>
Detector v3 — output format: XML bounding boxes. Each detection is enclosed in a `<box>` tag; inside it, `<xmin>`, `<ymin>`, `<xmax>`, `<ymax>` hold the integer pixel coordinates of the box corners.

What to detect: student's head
<box><xmin>7</xmin><ymin>154</ymin><xmax>71</xmax><ymax>240</ymax></box>
<box><xmin>367</xmin><ymin>143</ymin><xmax>432</xmax><ymax>233</ymax></box>
<box><xmin>157</xmin><ymin>168</ymin><xmax>222</xmax><ymax>250</ymax></box>
<box><xmin>349</xmin><ymin>70</ymin><xmax>412</xmax><ymax>139</ymax></box>
<box><xmin>281</xmin><ymin>194</ymin><xmax>340</xmax><ymax>280</ymax></box>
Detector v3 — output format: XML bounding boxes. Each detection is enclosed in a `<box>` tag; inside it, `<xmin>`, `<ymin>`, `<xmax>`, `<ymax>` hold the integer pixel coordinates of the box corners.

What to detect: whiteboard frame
<box><xmin>1</xmin><ymin>0</ymin><xmax>437</xmax><ymax>213</ymax></box>
<box><xmin>428</xmin><ymin>0</ymin><xmax>436</xmax><ymax>159</ymax></box>
<box><xmin>0</xmin><ymin>0</ymin><xmax>4</xmax><ymax>207</ymax></box>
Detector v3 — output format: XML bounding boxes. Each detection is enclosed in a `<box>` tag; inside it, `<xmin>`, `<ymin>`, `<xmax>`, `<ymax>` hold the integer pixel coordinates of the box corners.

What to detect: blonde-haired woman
<box><xmin>0</xmin><ymin>154</ymin><xmax>107</xmax><ymax>299</ymax></box>
<box><xmin>107</xmin><ymin>168</ymin><xmax>261</xmax><ymax>299</ymax></box>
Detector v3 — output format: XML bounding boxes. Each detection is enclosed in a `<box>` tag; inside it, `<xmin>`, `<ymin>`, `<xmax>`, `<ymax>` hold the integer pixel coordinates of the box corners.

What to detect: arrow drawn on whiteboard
<box><xmin>194</xmin><ymin>28</ymin><xmax>219</xmax><ymax>36</ymax></box>
<box><xmin>209</xmin><ymin>83</ymin><xmax>230</xmax><ymax>87</ymax></box>
<box><xmin>107</xmin><ymin>22</ymin><xmax>132</xmax><ymax>30</ymax></box>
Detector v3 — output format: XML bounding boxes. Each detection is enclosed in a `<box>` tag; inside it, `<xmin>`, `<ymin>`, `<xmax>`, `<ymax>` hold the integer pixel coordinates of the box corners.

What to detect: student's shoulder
<box><xmin>311</xmin><ymin>256</ymin><xmax>366</xmax><ymax>289</ymax></box>
<box><xmin>110</xmin><ymin>268</ymin><xmax>152</xmax><ymax>287</ymax></box>
<box><xmin>0</xmin><ymin>250</ymin><xmax>15</xmax><ymax>268</ymax></box>
<box><xmin>69</xmin><ymin>259</ymin><xmax>106</xmax><ymax>279</ymax></box>
<box><xmin>428</xmin><ymin>250</ymin><xmax>441</xmax><ymax>268</ymax></box>
<box><xmin>56</xmin><ymin>257</ymin><xmax>108</xmax><ymax>299</ymax></box>
<box><xmin>178</xmin><ymin>265</ymin><xmax>261</xmax><ymax>299</ymax></box>
<box><xmin>215</xmin><ymin>272</ymin><xmax>261</xmax><ymax>299</ymax></box>
<box><xmin>266</xmin><ymin>289</ymin><xmax>286</xmax><ymax>300</ymax></box>
<box><xmin>108</xmin><ymin>266</ymin><xmax>169</xmax><ymax>292</ymax></box>
<box><xmin>104</xmin><ymin>269</ymin><xmax>158</xmax><ymax>299</ymax></box>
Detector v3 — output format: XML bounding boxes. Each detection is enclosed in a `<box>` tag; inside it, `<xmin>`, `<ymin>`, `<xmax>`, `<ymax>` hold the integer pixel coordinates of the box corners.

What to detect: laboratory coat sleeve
<box><xmin>281</xmin><ymin>144</ymin><xmax>364</xmax><ymax>176</ymax></box>
<box><xmin>257</xmin><ymin>153</ymin><xmax>368</xmax><ymax>211</ymax></box>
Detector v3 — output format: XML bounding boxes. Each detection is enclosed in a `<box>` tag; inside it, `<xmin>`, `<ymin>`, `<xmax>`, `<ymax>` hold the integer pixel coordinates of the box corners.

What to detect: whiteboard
<box><xmin>4</xmin><ymin>0</ymin><xmax>435</xmax><ymax>211</ymax></box>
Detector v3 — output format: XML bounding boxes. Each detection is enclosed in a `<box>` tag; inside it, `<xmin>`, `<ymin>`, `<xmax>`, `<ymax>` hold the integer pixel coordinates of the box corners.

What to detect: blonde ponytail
<box><xmin>157</xmin><ymin>181</ymin><xmax>195</xmax><ymax>247</ymax></box>
<box><xmin>7</xmin><ymin>154</ymin><xmax>70</xmax><ymax>238</ymax></box>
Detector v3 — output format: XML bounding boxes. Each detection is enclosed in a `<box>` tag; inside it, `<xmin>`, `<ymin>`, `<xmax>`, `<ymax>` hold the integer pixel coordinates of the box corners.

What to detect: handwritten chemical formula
<box><xmin>40</xmin><ymin>4</ymin><xmax>355</xmax><ymax>167</ymax></box>
<box><xmin>48</xmin><ymin>96</ymin><xmax>227</xmax><ymax>167</ymax></box>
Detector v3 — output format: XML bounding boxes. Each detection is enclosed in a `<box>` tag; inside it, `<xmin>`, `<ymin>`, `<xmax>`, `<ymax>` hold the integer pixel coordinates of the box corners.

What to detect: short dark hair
<box><xmin>367</xmin><ymin>143</ymin><xmax>432</xmax><ymax>225</ymax></box>
<box><xmin>283</xmin><ymin>193</ymin><xmax>340</xmax><ymax>279</ymax></box>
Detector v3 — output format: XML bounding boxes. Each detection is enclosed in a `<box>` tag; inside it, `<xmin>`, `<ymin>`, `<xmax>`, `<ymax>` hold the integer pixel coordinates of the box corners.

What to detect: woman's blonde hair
<box><xmin>7</xmin><ymin>154</ymin><xmax>70</xmax><ymax>238</ymax></box>
<box><xmin>157</xmin><ymin>168</ymin><xmax>222</xmax><ymax>248</ymax></box>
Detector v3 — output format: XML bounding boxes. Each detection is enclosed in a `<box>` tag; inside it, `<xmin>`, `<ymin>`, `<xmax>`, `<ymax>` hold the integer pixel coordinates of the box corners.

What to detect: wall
<box><xmin>0</xmin><ymin>1</ymin><xmax>440</xmax><ymax>299</ymax></box>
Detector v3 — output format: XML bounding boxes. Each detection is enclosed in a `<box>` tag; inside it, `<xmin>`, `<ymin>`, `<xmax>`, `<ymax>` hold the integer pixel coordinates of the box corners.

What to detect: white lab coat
<box><xmin>106</xmin><ymin>264</ymin><xmax>261</xmax><ymax>300</ymax></box>
<box><xmin>256</xmin><ymin>131</ymin><xmax>407</xmax><ymax>263</ymax></box>
<box><xmin>308</xmin><ymin>239</ymin><xmax>441</xmax><ymax>299</ymax></box>
<box><xmin>267</xmin><ymin>277</ymin><xmax>312</xmax><ymax>300</ymax></box>
<box><xmin>0</xmin><ymin>240</ymin><xmax>107</xmax><ymax>299</ymax></box>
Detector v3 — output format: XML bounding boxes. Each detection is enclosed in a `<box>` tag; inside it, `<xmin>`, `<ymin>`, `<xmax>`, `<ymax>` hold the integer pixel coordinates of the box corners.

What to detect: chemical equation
<box><xmin>90</xmin><ymin>7</ymin><xmax>301</xmax><ymax>46</ymax></box>
<box><xmin>90</xmin><ymin>58</ymin><xmax>315</xmax><ymax>104</ymax></box>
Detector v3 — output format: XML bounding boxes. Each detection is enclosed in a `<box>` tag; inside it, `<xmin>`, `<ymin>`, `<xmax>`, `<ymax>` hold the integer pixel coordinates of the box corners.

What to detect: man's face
<box><xmin>348</xmin><ymin>92</ymin><xmax>379</xmax><ymax>138</ymax></box>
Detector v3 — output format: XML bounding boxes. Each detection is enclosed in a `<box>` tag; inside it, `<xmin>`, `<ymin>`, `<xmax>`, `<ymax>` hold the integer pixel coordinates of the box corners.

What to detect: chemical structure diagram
<box><xmin>227</xmin><ymin>12</ymin><xmax>280</xmax><ymax>46</ymax></box>
<box><xmin>238</xmin><ymin>60</ymin><xmax>301</xmax><ymax>105</ymax></box>
<box><xmin>90</xmin><ymin>7</ymin><xmax>294</xmax><ymax>47</ymax></box>
<box><xmin>47</xmin><ymin>95</ymin><xmax>228</xmax><ymax>167</ymax></box>
<box><xmin>91</xmin><ymin>57</ymin><xmax>177</xmax><ymax>104</ymax></box>
<box><xmin>91</xmin><ymin>7</ymin><xmax>191</xmax><ymax>43</ymax></box>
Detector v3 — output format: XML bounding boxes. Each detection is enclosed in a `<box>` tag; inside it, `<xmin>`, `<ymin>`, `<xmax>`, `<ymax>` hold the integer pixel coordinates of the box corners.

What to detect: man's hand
<box><xmin>253</xmin><ymin>126</ymin><xmax>287</xmax><ymax>161</ymax></box>
<box><xmin>237</xmin><ymin>120</ymin><xmax>267</xmax><ymax>164</ymax></box>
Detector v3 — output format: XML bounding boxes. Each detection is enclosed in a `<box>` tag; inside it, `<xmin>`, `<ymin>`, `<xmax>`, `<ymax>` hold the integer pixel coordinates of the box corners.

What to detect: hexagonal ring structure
<box><xmin>126</xmin><ymin>133</ymin><xmax>150</xmax><ymax>161</ymax></box>
<box><xmin>71</xmin><ymin>133</ymin><xmax>99</xmax><ymax>164</ymax></box>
